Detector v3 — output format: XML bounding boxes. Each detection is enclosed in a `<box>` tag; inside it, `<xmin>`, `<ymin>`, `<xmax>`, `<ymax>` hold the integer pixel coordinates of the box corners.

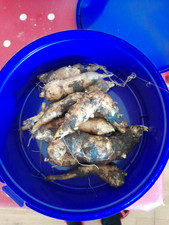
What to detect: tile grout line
<box><xmin>154</xmin><ymin>209</ymin><xmax>155</xmax><ymax>225</ymax></box>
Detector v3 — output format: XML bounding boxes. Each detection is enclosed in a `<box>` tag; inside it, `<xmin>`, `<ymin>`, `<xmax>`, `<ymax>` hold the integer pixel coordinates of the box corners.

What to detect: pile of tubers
<box><xmin>22</xmin><ymin>63</ymin><xmax>148</xmax><ymax>187</ymax></box>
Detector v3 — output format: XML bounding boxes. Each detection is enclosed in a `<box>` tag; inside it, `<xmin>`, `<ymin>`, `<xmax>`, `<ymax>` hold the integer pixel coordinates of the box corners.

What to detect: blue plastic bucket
<box><xmin>0</xmin><ymin>30</ymin><xmax>169</xmax><ymax>221</ymax></box>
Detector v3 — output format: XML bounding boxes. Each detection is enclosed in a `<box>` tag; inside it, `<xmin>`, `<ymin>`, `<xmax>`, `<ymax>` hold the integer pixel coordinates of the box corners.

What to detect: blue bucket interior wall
<box><xmin>0</xmin><ymin>30</ymin><xmax>169</xmax><ymax>221</ymax></box>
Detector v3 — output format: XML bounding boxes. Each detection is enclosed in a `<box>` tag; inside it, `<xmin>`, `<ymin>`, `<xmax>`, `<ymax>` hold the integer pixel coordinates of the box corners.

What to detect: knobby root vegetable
<box><xmin>34</xmin><ymin>117</ymin><xmax>63</xmax><ymax>142</ymax></box>
<box><xmin>39</xmin><ymin>72</ymin><xmax>113</xmax><ymax>101</ymax></box>
<box><xmin>38</xmin><ymin>64</ymin><xmax>83</xmax><ymax>83</ymax></box>
<box><xmin>78</xmin><ymin>118</ymin><xmax>115</xmax><ymax>134</ymax></box>
<box><xmin>85</xmin><ymin>79</ymin><xmax>114</xmax><ymax>92</ymax></box>
<box><xmin>44</xmin><ymin>152</ymin><xmax>77</xmax><ymax>167</ymax></box>
<box><xmin>92</xmin><ymin>91</ymin><xmax>127</xmax><ymax>133</ymax></box>
<box><xmin>45</xmin><ymin>164</ymin><xmax>127</xmax><ymax>187</ymax></box>
<box><xmin>53</xmin><ymin>93</ymin><xmax>100</xmax><ymax>139</ymax></box>
<box><xmin>43</xmin><ymin>117</ymin><xmax>63</xmax><ymax>129</ymax></box>
<box><xmin>34</xmin><ymin>118</ymin><xmax>115</xmax><ymax>142</ymax></box>
<box><xmin>22</xmin><ymin>102</ymin><xmax>46</xmax><ymax>130</ymax></box>
<box><xmin>53</xmin><ymin>91</ymin><xmax>126</xmax><ymax>139</ymax></box>
<box><xmin>38</xmin><ymin>63</ymin><xmax>109</xmax><ymax>83</ymax></box>
<box><xmin>22</xmin><ymin>111</ymin><xmax>44</xmax><ymax>131</ymax></box>
<box><xmin>31</xmin><ymin>92</ymin><xmax>85</xmax><ymax>132</ymax></box>
<box><xmin>47</xmin><ymin>125</ymin><xmax>148</xmax><ymax>166</ymax></box>
<box><xmin>22</xmin><ymin>80</ymin><xmax>115</xmax><ymax>131</ymax></box>
<box><xmin>23</xmin><ymin>90</ymin><xmax>123</xmax><ymax>136</ymax></box>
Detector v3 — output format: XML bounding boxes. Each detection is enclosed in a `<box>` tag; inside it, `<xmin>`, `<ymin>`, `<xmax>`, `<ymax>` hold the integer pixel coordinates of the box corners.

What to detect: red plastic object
<box><xmin>162</xmin><ymin>71</ymin><xmax>169</xmax><ymax>88</ymax></box>
<box><xmin>0</xmin><ymin>183</ymin><xmax>21</xmax><ymax>207</ymax></box>
<box><xmin>0</xmin><ymin>0</ymin><xmax>77</xmax><ymax>70</ymax></box>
